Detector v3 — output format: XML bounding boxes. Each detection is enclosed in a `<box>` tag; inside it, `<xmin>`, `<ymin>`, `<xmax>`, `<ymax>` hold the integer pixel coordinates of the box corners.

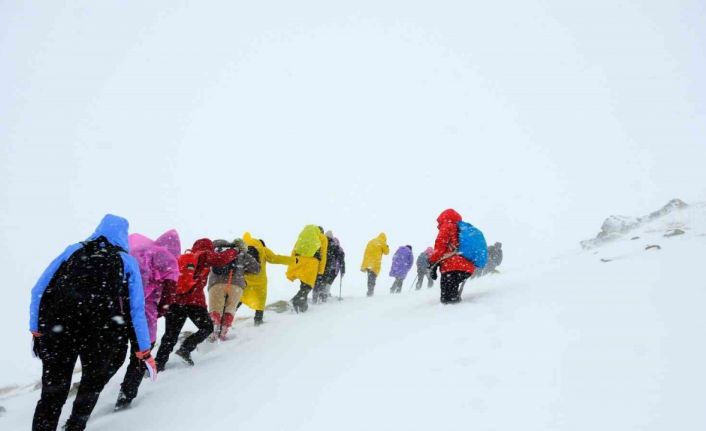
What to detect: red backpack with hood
<box><xmin>176</xmin><ymin>239</ymin><xmax>214</xmax><ymax>295</ymax></box>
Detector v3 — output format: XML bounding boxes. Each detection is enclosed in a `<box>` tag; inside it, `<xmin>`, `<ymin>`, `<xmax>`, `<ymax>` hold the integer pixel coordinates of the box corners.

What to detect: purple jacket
<box><xmin>389</xmin><ymin>246</ymin><xmax>414</xmax><ymax>279</ymax></box>
<box><xmin>129</xmin><ymin>230</ymin><xmax>181</xmax><ymax>343</ymax></box>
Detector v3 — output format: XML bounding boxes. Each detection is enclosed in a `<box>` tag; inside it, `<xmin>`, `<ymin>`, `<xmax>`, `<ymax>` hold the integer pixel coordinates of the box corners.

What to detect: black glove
<box><xmin>429</xmin><ymin>263</ymin><xmax>439</xmax><ymax>281</ymax></box>
<box><xmin>32</xmin><ymin>334</ymin><xmax>42</xmax><ymax>359</ymax></box>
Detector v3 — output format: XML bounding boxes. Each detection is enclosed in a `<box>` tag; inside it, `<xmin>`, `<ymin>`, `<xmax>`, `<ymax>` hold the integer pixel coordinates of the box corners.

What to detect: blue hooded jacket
<box><xmin>29</xmin><ymin>214</ymin><xmax>151</xmax><ymax>351</ymax></box>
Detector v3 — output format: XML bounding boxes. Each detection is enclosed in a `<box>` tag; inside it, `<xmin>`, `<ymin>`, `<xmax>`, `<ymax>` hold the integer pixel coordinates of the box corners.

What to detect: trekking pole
<box><xmin>458</xmin><ymin>279</ymin><xmax>468</xmax><ymax>299</ymax></box>
<box><xmin>218</xmin><ymin>294</ymin><xmax>228</xmax><ymax>341</ymax></box>
<box><xmin>408</xmin><ymin>275</ymin><xmax>418</xmax><ymax>292</ymax></box>
<box><xmin>338</xmin><ymin>275</ymin><xmax>343</xmax><ymax>301</ymax></box>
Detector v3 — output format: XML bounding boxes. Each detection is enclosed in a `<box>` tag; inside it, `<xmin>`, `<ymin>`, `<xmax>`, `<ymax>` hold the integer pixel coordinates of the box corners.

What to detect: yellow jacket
<box><xmin>361</xmin><ymin>233</ymin><xmax>389</xmax><ymax>275</ymax></box>
<box><xmin>240</xmin><ymin>232</ymin><xmax>294</xmax><ymax>311</ymax></box>
<box><xmin>287</xmin><ymin>230</ymin><xmax>328</xmax><ymax>287</ymax></box>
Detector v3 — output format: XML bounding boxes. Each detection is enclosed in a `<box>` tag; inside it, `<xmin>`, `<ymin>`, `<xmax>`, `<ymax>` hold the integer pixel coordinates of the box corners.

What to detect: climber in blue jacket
<box><xmin>29</xmin><ymin>214</ymin><xmax>155</xmax><ymax>431</ymax></box>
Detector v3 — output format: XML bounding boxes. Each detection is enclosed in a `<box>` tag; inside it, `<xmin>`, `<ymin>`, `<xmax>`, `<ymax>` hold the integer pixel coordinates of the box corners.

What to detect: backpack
<box><xmin>210</xmin><ymin>262</ymin><xmax>235</xmax><ymax>277</ymax></box>
<box><xmin>457</xmin><ymin>221</ymin><xmax>488</xmax><ymax>268</ymax></box>
<box><xmin>210</xmin><ymin>242</ymin><xmax>238</xmax><ymax>276</ymax></box>
<box><xmin>247</xmin><ymin>245</ymin><xmax>260</xmax><ymax>263</ymax></box>
<box><xmin>293</xmin><ymin>225</ymin><xmax>322</xmax><ymax>257</ymax></box>
<box><xmin>176</xmin><ymin>249</ymin><xmax>209</xmax><ymax>294</ymax></box>
<box><xmin>38</xmin><ymin>237</ymin><xmax>128</xmax><ymax>331</ymax></box>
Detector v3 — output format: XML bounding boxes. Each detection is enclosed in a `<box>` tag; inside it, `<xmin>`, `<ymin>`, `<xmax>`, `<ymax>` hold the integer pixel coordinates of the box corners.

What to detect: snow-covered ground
<box><xmin>2</xmin><ymin>203</ymin><xmax>705</xmax><ymax>430</ymax></box>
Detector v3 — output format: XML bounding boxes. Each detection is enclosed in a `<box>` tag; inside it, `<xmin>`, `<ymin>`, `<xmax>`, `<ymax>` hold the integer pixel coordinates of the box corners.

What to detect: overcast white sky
<box><xmin>1</xmin><ymin>0</ymin><xmax>705</xmax><ymax>330</ymax></box>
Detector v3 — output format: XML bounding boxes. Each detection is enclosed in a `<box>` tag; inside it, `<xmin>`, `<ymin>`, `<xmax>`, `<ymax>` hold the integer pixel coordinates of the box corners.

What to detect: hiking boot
<box><xmin>218</xmin><ymin>324</ymin><xmax>231</xmax><ymax>341</ymax></box>
<box><xmin>292</xmin><ymin>299</ymin><xmax>308</xmax><ymax>313</ymax></box>
<box><xmin>298</xmin><ymin>300</ymin><xmax>309</xmax><ymax>313</ymax></box>
<box><xmin>175</xmin><ymin>348</ymin><xmax>194</xmax><ymax>366</ymax></box>
<box><xmin>62</xmin><ymin>415</ymin><xmax>89</xmax><ymax>431</ymax></box>
<box><xmin>114</xmin><ymin>393</ymin><xmax>132</xmax><ymax>412</ymax></box>
<box><xmin>209</xmin><ymin>328</ymin><xmax>220</xmax><ymax>342</ymax></box>
<box><xmin>254</xmin><ymin>311</ymin><xmax>264</xmax><ymax>326</ymax></box>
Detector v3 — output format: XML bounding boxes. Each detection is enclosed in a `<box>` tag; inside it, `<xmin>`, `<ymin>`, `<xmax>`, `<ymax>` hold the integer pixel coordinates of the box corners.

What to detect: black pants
<box><xmin>440</xmin><ymin>271</ymin><xmax>471</xmax><ymax>304</ymax></box>
<box><xmin>33</xmin><ymin>323</ymin><xmax>128</xmax><ymax>431</ymax></box>
<box><xmin>291</xmin><ymin>283</ymin><xmax>312</xmax><ymax>312</ymax></box>
<box><xmin>366</xmin><ymin>270</ymin><xmax>377</xmax><ymax>296</ymax></box>
<box><xmin>117</xmin><ymin>342</ymin><xmax>154</xmax><ymax>404</ymax></box>
<box><xmin>416</xmin><ymin>271</ymin><xmax>434</xmax><ymax>290</ymax></box>
<box><xmin>155</xmin><ymin>305</ymin><xmax>212</xmax><ymax>370</ymax></box>
<box><xmin>390</xmin><ymin>277</ymin><xmax>404</xmax><ymax>294</ymax></box>
<box><xmin>311</xmin><ymin>275</ymin><xmax>325</xmax><ymax>304</ymax></box>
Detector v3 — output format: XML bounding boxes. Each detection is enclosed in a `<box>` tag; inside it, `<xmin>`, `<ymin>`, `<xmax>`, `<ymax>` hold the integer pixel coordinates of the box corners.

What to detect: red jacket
<box><xmin>428</xmin><ymin>209</ymin><xmax>475</xmax><ymax>275</ymax></box>
<box><xmin>172</xmin><ymin>238</ymin><xmax>237</xmax><ymax>308</ymax></box>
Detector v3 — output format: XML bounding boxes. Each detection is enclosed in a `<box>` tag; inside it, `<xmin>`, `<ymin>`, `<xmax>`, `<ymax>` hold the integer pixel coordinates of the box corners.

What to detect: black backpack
<box><xmin>247</xmin><ymin>245</ymin><xmax>260</xmax><ymax>263</ymax></box>
<box><xmin>211</xmin><ymin>261</ymin><xmax>236</xmax><ymax>276</ymax></box>
<box><xmin>38</xmin><ymin>236</ymin><xmax>129</xmax><ymax>333</ymax></box>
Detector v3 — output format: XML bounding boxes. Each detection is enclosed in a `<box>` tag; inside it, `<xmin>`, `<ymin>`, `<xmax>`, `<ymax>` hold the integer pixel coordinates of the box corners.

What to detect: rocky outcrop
<box><xmin>581</xmin><ymin>199</ymin><xmax>688</xmax><ymax>249</ymax></box>
<box><xmin>647</xmin><ymin>199</ymin><xmax>688</xmax><ymax>221</ymax></box>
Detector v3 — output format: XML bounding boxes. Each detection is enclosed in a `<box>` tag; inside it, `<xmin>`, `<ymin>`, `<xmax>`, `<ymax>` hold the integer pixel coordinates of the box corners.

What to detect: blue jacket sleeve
<box><xmin>29</xmin><ymin>243</ymin><xmax>83</xmax><ymax>333</ymax></box>
<box><xmin>122</xmin><ymin>253</ymin><xmax>151</xmax><ymax>351</ymax></box>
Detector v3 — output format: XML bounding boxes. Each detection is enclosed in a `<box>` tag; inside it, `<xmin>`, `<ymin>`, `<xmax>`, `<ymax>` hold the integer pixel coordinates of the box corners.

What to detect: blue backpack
<box><xmin>457</xmin><ymin>221</ymin><xmax>488</xmax><ymax>268</ymax></box>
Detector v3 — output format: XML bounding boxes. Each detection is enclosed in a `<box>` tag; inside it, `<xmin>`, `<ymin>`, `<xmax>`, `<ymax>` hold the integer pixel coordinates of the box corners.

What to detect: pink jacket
<box><xmin>129</xmin><ymin>230</ymin><xmax>181</xmax><ymax>343</ymax></box>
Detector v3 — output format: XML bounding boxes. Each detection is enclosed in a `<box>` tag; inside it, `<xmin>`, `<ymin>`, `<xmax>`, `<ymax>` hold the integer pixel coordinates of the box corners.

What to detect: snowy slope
<box><xmin>2</xmin><ymin>204</ymin><xmax>705</xmax><ymax>430</ymax></box>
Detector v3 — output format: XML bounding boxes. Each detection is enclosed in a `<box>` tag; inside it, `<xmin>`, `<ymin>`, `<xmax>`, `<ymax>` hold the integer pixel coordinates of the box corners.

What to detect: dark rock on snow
<box><xmin>664</xmin><ymin>229</ymin><xmax>685</xmax><ymax>238</ymax></box>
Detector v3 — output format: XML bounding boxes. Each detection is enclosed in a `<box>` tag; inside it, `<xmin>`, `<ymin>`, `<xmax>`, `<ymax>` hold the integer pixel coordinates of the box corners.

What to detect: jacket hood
<box><xmin>437</xmin><ymin>209</ymin><xmax>462</xmax><ymax>226</ymax></box>
<box><xmin>232</xmin><ymin>238</ymin><xmax>247</xmax><ymax>253</ymax></box>
<box><xmin>88</xmin><ymin>214</ymin><xmax>130</xmax><ymax>251</ymax></box>
<box><xmin>243</xmin><ymin>232</ymin><xmax>253</xmax><ymax>244</ymax></box>
<box><xmin>377</xmin><ymin>233</ymin><xmax>387</xmax><ymax>243</ymax></box>
<box><xmin>128</xmin><ymin>233</ymin><xmax>154</xmax><ymax>253</ymax></box>
<box><xmin>243</xmin><ymin>232</ymin><xmax>265</xmax><ymax>248</ymax></box>
<box><xmin>155</xmin><ymin>229</ymin><xmax>181</xmax><ymax>258</ymax></box>
<box><xmin>396</xmin><ymin>246</ymin><xmax>413</xmax><ymax>256</ymax></box>
<box><xmin>192</xmin><ymin>238</ymin><xmax>213</xmax><ymax>252</ymax></box>
<box><xmin>213</xmin><ymin>239</ymin><xmax>231</xmax><ymax>248</ymax></box>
